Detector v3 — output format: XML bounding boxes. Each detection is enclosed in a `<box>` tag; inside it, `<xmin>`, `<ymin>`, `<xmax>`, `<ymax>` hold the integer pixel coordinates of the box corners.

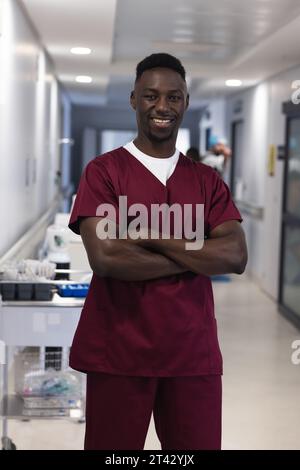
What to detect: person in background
<box><xmin>186</xmin><ymin>146</ymin><xmax>201</xmax><ymax>162</ymax></box>
<box><xmin>68</xmin><ymin>52</ymin><xmax>247</xmax><ymax>450</ymax></box>
<box><xmin>202</xmin><ymin>135</ymin><xmax>232</xmax><ymax>176</ymax></box>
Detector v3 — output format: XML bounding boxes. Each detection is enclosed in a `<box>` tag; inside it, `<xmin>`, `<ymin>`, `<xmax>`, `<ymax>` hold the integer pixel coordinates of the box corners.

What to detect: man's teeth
<box><xmin>153</xmin><ymin>118</ymin><xmax>171</xmax><ymax>123</ymax></box>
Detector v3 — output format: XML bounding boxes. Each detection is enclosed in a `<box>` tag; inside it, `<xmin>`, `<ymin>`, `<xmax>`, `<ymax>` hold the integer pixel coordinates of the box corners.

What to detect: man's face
<box><xmin>130</xmin><ymin>67</ymin><xmax>189</xmax><ymax>144</ymax></box>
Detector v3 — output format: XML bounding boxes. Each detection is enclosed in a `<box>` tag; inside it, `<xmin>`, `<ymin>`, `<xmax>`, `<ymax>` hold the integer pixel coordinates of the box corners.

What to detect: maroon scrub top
<box><xmin>68</xmin><ymin>147</ymin><xmax>242</xmax><ymax>377</ymax></box>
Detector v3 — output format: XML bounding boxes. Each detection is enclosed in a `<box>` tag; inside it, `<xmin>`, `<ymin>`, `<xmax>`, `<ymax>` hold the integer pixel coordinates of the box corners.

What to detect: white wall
<box><xmin>0</xmin><ymin>0</ymin><xmax>3</xmax><ymax>36</ymax></box>
<box><xmin>225</xmin><ymin>83</ymin><xmax>270</xmax><ymax>286</ymax></box>
<box><xmin>0</xmin><ymin>0</ymin><xmax>61</xmax><ymax>256</ymax></box>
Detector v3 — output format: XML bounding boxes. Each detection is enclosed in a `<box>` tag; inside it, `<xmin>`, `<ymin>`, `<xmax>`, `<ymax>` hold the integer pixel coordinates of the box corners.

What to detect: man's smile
<box><xmin>150</xmin><ymin>116</ymin><xmax>175</xmax><ymax>128</ymax></box>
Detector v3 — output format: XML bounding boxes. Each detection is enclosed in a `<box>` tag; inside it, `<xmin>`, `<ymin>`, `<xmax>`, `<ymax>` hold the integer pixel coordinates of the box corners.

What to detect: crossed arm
<box><xmin>79</xmin><ymin>217</ymin><xmax>247</xmax><ymax>281</ymax></box>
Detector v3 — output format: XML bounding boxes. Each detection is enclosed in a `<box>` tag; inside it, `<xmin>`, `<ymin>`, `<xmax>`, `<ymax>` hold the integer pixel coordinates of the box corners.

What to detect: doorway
<box><xmin>279</xmin><ymin>105</ymin><xmax>300</xmax><ymax>326</ymax></box>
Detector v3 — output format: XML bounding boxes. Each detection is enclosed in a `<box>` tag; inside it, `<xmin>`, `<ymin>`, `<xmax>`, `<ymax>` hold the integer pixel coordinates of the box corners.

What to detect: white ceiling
<box><xmin>21</xmin><ymin>0</ymin><xmax>300</xmax><ymax>107</ymax></box>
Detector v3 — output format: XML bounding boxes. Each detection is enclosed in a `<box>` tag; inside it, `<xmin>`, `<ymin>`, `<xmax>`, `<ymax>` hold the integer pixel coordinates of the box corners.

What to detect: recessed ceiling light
<box><xmin>71</xmin><ymin>47</ymin><xmax>91</xmax><ymax>55</ymax></box>
<box><xmin>75</xmin><ymin>75</ymin><xmax>93</xmax><ymax>83</ymax></box>
<box><xmin>225</xmin><ymin>79</ymin><xmax>242</xmax><ymax>87</ymax></box>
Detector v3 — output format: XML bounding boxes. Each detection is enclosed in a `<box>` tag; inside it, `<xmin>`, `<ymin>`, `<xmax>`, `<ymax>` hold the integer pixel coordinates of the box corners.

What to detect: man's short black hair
<box><xmin>135</xmin><ymin>53</ymin><xmax>186</xmax><ymax>82</ymax></box>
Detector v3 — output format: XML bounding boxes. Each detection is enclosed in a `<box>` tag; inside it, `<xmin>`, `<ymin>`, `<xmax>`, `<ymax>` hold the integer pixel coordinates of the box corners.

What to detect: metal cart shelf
<box><xmin>0</xmin><ymin>291</ymin><xmax>84</xmax><ymax>450</ymax></box>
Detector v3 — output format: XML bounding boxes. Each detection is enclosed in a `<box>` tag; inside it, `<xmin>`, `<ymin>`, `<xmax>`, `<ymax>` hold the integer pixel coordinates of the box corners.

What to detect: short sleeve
<box><xmin>68</xmin><ymin>159</ymin><xmax>118</xmax><ymax>235</ymax></box>
<box><xmin>207</xmin><ymin>171</ymin><xmax>242</xmax><ymax>232</ymax></box>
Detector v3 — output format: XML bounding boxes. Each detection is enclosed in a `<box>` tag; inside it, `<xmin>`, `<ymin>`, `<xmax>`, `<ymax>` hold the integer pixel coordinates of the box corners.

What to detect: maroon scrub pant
<box><xmin>84</xmin><ymin>373</ymin><xmax>222</xmax><ymax>450</ymax></box>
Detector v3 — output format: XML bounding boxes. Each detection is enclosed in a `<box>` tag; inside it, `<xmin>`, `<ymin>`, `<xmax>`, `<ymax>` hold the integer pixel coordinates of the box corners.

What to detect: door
<box><xmin>279</xmin><ymin>114</ymin><xmax>300</xmax><ymax>323</ymax></box>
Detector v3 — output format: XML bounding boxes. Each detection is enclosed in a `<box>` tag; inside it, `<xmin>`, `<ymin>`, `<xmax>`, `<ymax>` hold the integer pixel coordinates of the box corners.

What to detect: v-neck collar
<box><xmin>123</xmin><ymin>146</ymin><xmax>183</xmax><ymax>188</ymax></box>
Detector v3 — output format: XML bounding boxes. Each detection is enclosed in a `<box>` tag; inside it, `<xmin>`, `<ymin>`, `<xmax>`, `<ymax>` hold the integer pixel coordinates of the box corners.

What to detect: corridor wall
<box><xmin>0</xmin><ymin>0</ymin><xmax>61</xmax><ymax>256</ymax></box>
<box><xmin>201</xmin><ymin>63</ymin><xmax>300</xmax><ymax>300</ymax></box>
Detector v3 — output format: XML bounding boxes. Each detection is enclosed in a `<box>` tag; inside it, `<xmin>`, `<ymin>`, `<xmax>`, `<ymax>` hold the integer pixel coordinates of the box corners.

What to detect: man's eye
<box><xmin>169</xmin><ymin>95</ymin><xmax>181</xmax><ymax>101</ymax></box>
<box><xmin>144</xmin><ymin>95</ymin><xmax>156</xmax><ymax>100</ymax></box>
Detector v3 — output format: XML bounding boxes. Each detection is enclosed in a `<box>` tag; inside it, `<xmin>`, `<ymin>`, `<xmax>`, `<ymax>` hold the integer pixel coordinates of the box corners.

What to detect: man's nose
<box><xmin>155</xmin><ymin>96</ymin><xmax>169</xmax><ymax>112</ymax></box>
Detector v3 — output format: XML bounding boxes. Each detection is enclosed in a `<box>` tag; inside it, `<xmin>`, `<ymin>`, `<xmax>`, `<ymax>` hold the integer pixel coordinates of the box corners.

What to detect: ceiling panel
<box><xmin>20</xmin><ymin>0</ymin><xmax>300</xmax><ymax>105</ymax></box>
<box><xmin>21</xmin><ymin>0</ymin><xmax>117</xmax><ymax>103</ymax></box>
<box><xmin>113</xmin><ymin>0</ymin><xmax>300</xmax><ymax>63</ymax></box>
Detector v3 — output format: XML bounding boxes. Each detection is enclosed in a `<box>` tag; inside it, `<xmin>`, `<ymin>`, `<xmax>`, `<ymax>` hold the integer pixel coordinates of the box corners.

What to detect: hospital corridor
<box><xmin>0</xmin><ymin>0</ymin><xmax>300</xmax><ymax>452</ymax></box>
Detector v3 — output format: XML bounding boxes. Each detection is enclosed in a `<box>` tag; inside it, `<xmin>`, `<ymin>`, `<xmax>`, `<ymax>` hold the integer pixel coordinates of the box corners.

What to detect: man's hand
<box><xmin>139</xmin><ymin>220</ymin><xmax>247</xmax><ymax>276</ymax></box>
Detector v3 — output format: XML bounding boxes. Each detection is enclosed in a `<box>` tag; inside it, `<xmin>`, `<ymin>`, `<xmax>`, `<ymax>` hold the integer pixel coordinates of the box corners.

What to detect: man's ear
<box><xmin>185</xmin><ymin>93</ymin><xmax>190</xmax><ymax>110</ymax></box>
<box><xmin>130</xmin><ymin>90</ymin><xmax>136</xmax><ymax>110</ymax></box>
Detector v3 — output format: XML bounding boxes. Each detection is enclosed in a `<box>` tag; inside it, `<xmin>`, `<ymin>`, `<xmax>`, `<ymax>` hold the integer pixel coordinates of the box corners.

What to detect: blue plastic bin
<box><xmin>58</xmin><ymin>284</ymin><xmax>89</xmax><ymax>297</ymax></box>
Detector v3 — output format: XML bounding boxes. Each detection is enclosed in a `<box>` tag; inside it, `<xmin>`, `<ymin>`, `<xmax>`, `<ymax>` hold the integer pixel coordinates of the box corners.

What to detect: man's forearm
<box><xmin>91</xmin><ymin>239</ymin><xmax>187</xmax><ymax>281</ymax></box>
<box><xmin>80</xmin><ymin>217</ymin><xmax>187</xmax><ymax>282</ymax></box>
<box><xmin>140</xmin><ymin>233</ymin><xmax>246</xmax><ymax>276</ymax></box>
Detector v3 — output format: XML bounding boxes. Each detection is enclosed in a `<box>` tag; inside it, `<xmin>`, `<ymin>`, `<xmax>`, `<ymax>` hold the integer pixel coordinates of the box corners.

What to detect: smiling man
<box><xmin>69</xmin><ymin>53</ymin><xmax>247</xmax><ymax>450</ymax></box>
<box><xmin>131</xmin><ymin>59</ymin><xmax>188</xmax><ymax>154</ymax></box>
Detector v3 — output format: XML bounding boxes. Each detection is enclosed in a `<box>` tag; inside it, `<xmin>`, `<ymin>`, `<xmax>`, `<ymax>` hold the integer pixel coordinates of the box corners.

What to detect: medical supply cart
<box><xmin>0</xmin><ymin>281</ymin><xmax>85</xmax><ymax>450</ymax></box>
